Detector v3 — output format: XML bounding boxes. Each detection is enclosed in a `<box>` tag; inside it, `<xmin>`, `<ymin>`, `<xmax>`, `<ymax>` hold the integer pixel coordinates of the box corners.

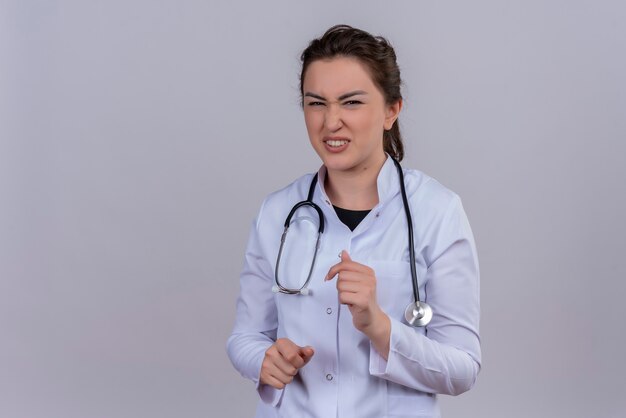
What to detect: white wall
<box><xmin>1</xmin><ymin>1</ymin><xmax>625</xmax><ymax>417</ymax></box>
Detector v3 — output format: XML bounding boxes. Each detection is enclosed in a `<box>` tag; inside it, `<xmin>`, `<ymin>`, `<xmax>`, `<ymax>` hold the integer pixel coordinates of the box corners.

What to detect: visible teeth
<box><xmin>327</xmin><ymin>140</ymin><xmax>348</xmax><ymax>147</ymax></box>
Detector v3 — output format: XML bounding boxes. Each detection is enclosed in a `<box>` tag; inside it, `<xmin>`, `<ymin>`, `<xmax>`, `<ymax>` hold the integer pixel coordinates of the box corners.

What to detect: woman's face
<box><xmin>302</xmin><ymin>56</ymin><xmax>401</xmax><ymax>175</ymax></box>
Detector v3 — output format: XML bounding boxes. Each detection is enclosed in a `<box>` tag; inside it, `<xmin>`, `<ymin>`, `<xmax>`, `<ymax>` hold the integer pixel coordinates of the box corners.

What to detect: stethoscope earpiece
<box><xmin>272</xmin><ymin>285</ymin><xmax>311</xmax><ymax>295</ymax></box>
<box><xmin>404</xmin><ymin>301</ymin><xmax>433</xmax><ymax>327</ymax></box>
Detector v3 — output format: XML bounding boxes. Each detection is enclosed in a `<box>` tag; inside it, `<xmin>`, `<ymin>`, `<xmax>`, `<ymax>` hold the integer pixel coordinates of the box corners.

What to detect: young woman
<box><xmin>227</xmin><ymin>25</ymin><xmax>481</xmax><ymax>418</ymax></box>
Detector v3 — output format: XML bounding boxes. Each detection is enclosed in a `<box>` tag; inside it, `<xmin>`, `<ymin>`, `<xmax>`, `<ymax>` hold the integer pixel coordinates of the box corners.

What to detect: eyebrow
<box><xmin>303</xmin><ymin>90</ymin><xmax>368</xmax><ymax>101</ymax></box>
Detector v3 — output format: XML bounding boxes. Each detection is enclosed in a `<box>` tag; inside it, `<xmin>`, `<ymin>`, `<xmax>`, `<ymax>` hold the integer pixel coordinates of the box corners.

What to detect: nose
<box><xmin>323</xmin><ymin>104</ymin><xmax>342</xmax><ymax>132</ymax></box>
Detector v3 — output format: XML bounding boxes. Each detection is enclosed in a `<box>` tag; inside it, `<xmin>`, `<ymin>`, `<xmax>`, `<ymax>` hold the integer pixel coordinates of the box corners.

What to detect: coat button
<box><xmin>326</xmin><ymin>308</ymin><xmax>332</xmax><ymax>314</ymax></box>
<box><xmin>326</xmin><ymin>373</ymin><xmax>333</xmax><ymax>381</ymax></box>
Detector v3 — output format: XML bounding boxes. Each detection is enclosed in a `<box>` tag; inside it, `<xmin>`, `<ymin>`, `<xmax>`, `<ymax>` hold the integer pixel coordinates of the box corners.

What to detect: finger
<box><xmin>299</xmin><ymin>346</ymin><xmax>315</xmax><ymax>364</ymax></box>
<box><xmin>264</xmin><ymin>358</ymin><xmax>295</xmax><ymax>381</ymax></box>
<box><xmin>340</xmin><ymin>251</ymin><xmax>371</xmax><ymax>272</ymax></box>
<box><xmin>264</xmin><ymin>345</ymin><xmax>298</xmax><ymax>377</ymax></box>
<box><xmin>262</xmin><ymin>374</ymin><xmax>286</xmax><ymax>389</ymax></box>
<box><xmin>336</xmin><ymin>270</ymin><xmax>372</xmax><ymax>283</ymax></box>
<box><xmin>336</xmin><ymin>280</ymin><xmax>364</xmax><ymax>294</ymax></box>
<box><xmin>275</xmin><ymin>338</ymin><xmax>301</xmax><ymax>357</ymax></box>
<box><xmin>272</xmin><ymin>353</ymin><xmax>299</xmax><ymax>376</ymax></box>
<box><xmin>325</xmin><ymin>263</ymin><xmax>339</xmax><ymax>281</ymax></box>
<box><xmin>338</xmin><ymin>291</ymin><xmax>366</xmax><ymax>307</ymax></box>
<box><xmin>325</xmin><ymin>251</ymin><xmax>346</xmax><ymax>281</ymax></box>
<box><xmin>276</xmin><ymin>342</ymin><xmax>306</xmax><ymax>369</ymax></box>
<box><xmin>263</xmin><ymin>374</ymin><xmax>293</xmax><ymax>389</ymax></box>
<box><xmin>326</xmin><ymin>259</ymin><xmax>372</xmax><ymax>281</ymax></box>
<box><xmin>261</xmin><ymin>356</ymin><xmax>294</xmax><ymax>387</ymax></box>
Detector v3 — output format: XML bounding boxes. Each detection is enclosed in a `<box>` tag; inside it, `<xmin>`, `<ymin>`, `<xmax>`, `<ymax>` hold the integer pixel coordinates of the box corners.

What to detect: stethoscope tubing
<box><xmin>392</xmin><ymin>158</ymin><xmax>421</xmax><ymax>304</ymax></box>
<box><xmin>273</xmin><ymin>159</ymin><xmax>432</xmax><ymax>327</ymax></box>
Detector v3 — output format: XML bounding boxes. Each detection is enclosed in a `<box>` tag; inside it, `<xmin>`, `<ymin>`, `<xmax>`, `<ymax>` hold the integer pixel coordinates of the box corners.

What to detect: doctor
<box><xmin>227</xmin><ymin>25</ymin><xmax>481</xmax><ymax>417</ymax></box>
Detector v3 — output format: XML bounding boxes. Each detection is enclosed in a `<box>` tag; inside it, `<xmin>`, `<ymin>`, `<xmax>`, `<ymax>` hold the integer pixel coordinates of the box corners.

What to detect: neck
<box><xmin>325</xmin><ymin>154</ymin><xmax>386</xmax><ymax>210</ymax></box>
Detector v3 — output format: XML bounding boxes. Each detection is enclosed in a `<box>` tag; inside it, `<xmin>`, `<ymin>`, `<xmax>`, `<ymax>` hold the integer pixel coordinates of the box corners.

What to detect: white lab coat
<box><xmin>227</xmin><ymin>156</ymin><xmax>481</xmax><ymax>418</ymax></box>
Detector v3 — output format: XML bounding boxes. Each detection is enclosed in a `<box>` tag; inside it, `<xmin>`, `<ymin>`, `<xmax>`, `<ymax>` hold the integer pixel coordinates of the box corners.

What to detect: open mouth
<box><xmin>325</xmin><ymin>139</ymin><xmax>349</xmax><ymax>148</ymax></box>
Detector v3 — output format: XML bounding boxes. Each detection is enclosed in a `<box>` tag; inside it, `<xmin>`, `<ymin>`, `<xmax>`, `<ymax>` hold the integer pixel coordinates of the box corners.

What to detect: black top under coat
<box><xmin>333</xmin><ymin>205</ymin><xmax>371</xmax><ymax>231</ymax></box>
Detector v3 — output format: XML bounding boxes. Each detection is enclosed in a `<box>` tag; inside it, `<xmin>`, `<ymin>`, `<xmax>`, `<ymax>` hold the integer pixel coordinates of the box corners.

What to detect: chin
<box><xmin>320</xmin><ymin>155</ymin><xmax>360</xmax><ymax>172</ymax></box>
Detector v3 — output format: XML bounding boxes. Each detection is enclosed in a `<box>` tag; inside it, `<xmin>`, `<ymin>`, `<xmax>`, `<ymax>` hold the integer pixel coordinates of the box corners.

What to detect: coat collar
<box><xmin>315</xmin><ymin>155</ymin><xmax>401</xmax><ymax>211</ymax></box>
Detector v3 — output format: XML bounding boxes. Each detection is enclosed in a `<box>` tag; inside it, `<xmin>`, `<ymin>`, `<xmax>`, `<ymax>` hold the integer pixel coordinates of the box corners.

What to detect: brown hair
<box><xmin>300</xmin><ymin>24</ymin><xmax>404</xmax><ymax>161</ymax></box>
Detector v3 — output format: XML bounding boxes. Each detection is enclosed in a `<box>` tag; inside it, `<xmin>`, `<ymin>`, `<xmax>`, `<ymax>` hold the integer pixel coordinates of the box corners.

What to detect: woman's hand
<box><xmin>326</xmin><ymin>250</ymin><xmax>391</xmax><ymax>359</ymax></box>
<box><xmin>260</xmin><ymin>338</ymin><xmax>315</xmax><ymax>389</ymax></box>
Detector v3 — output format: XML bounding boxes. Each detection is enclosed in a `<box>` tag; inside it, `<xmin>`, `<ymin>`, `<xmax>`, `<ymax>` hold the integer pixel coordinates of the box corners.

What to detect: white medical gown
<box><xmin>227</xmin><ymin>156</ymin><xmax>481</xmax><ymax>418</ymax></box>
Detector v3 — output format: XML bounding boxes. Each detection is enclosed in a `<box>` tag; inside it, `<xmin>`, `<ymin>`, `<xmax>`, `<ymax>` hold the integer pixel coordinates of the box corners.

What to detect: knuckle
<box><xmin>262</xmin><ymin>361</ymin><xmax>274</xmax><ymax>373</ymax></box>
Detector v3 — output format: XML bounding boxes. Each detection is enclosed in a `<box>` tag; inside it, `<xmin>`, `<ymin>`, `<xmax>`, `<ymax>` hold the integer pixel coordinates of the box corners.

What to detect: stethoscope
<box><xmin>272</xmin><ymin>158</ymin><xmax>433</xmax><ymax>327</ymax></box>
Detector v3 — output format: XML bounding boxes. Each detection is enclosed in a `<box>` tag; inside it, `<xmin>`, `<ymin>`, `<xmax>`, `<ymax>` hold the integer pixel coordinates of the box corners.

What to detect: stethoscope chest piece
<box><xmin>404</xmin><ymin>301</ymin><xmax>433</xmax><ymax>327</ymax></box>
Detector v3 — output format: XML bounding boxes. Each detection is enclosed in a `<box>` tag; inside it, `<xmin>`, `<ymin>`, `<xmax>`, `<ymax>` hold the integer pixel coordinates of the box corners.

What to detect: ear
<box><xmin>383</xmin><ymin>99</ymin><xmax>403</xmax><ymax>130</ymax></box>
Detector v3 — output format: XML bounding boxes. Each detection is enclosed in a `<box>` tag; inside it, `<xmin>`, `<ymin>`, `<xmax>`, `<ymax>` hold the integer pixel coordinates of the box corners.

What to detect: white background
<box><xmin>1</xmin><ymin>1</ymin><xmax>625</xmax><ymax>417</ymax></box>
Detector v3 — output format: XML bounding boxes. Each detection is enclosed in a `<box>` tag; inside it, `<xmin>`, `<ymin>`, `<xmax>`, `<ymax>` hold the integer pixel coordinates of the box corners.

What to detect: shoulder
<box><xmin>402</xmin><ymin>167</ymin><xmax>474</xmax><ymax>254</ymax></box>
<box><xmin>253</xmin><ymin>172</ymin><xmax>317</xmax><ymax>229</ymax></box>
<box><xmin>402</xmin><ymin>167</ymin><xmax>462</xmax><ymax>215</ymax></box>
<box><xmin>262</xmin><ymin>172</ymin><xmax>316</xmax><ymax>210</ymax></box>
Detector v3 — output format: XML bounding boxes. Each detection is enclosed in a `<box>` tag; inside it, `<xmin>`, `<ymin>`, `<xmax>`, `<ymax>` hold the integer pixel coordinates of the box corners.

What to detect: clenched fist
<box><xmin>260</xmin><ymin>338</ymin><xmax>315</xmax><ymax>389</ymax></box>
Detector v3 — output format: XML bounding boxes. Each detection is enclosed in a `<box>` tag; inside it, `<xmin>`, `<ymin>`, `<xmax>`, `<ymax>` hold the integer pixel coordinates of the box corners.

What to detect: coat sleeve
<box><xmin>226</xmin><ymin>202</ymin><xmax>284</xmax><ymax>405</ymax></box>
<box><xmin>369</xmin><ymin>194</ymin><xmax>481</xmax><ymax>395</ymax></box>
